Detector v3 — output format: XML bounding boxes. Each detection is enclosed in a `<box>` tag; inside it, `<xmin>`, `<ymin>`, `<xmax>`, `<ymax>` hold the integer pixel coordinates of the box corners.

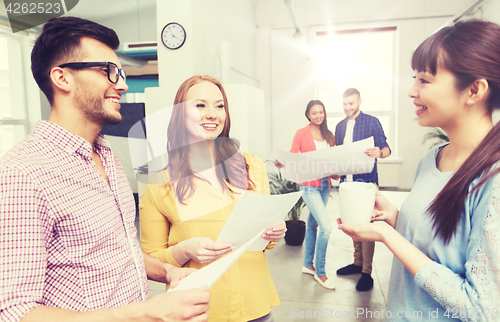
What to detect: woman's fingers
<box><xmin>262</xmin><ymin>222</ymin><xmax>287</xmax><ymax>242</ymax></box>
<box><xmin>338</xmin><ymin>223</ymin><xmax>365</xmax><ymax>240</ymax></box>
<box><xmin>199</xmin><ymin>240</ymin><xmax>233</xmax><ymax>251</ymax></box>
<box><xmin>194</xmin><ymin>242</ymin><xmax>234</xmax><ymax>263</ymax></box>
<box><xmin>338</xmin><ymin>222</ymin><xmax>388</xmax><ymax>242</ymax></box>
<box><xmin>186</xmin><ymin>238</ymin><xmax>234</xmax><ymax>263</ymax></box>
<box><xmin>371</xmin><ymin>211</ymin><xmax>386</xmax><ymax>221</ymax></box>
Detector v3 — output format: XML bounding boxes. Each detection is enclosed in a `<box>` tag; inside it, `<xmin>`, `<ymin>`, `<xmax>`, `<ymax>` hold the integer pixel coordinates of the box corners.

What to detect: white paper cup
<box><xmin>339</xmin><ymin>182</ymin><xmax>376</xmax><ymax>225</ymax></box>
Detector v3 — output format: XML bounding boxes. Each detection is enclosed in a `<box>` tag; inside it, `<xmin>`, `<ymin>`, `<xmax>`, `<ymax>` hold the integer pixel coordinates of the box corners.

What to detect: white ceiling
<box><xmin>67</xmin><ymin>0</ymin><xmax>156</xmax><ymax>21</ymax></box>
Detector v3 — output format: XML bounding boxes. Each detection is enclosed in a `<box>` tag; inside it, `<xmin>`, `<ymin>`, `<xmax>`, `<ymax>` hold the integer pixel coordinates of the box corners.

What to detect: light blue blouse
<box><xmin>386</xmin><ymin>144</ymin><xmax>500</xmax><ymax>321</ymax></box>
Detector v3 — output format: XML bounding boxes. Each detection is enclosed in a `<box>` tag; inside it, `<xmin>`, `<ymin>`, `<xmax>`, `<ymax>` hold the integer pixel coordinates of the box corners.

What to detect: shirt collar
<box><xmin>345</xmin><ymin>111</ymin><xmax>364</xmax><ymax>123</ymax></box>
<box><xmin>33</xmin><ymin>120</ymin><xmax>111</xmax><ymax>158</ymax></box>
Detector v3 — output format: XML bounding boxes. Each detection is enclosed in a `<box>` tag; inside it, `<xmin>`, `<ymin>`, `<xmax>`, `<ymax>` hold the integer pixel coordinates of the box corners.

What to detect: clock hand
<box><xmin>169</xmin><ymin>28</ymin><xmax>179</xmax><ymax>39</ymax></box>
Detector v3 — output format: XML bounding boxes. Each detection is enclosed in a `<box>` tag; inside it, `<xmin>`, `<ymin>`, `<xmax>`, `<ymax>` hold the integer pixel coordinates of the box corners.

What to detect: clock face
<box><xmin>161</xmin><ymin>22</ymin><xmax>186</xmax><ymax>50</ymax></box>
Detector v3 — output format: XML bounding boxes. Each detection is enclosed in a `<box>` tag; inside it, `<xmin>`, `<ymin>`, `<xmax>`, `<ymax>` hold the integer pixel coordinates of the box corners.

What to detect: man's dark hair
<box><xmin>31</xmin><ymin>16</ymin><xmax>120</xmax><ymax>105</ymax></box>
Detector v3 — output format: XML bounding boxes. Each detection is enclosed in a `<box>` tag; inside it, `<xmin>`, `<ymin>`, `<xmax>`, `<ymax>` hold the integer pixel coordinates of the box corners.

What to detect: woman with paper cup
<box><xmin>339</xmin><ymin>20</ymin><xmax>500</xmax><ymax>320</ymax></box>
<box><xmin>277</xmin><ymin>100</ymin><xmax>337</xmax><ymax>289</ymax></box>
<box><xmin>140</xmin><ymin>75</ymin><xmax>285</xmax><ymax>321</ymax></box>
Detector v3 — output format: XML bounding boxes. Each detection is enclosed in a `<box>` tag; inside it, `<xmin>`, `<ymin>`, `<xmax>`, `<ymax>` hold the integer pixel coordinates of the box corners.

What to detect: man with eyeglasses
<box><xmin>0</xmin><ymin>16</ymin><xmax>210</xmax><ymax>322</ymax></box>
<box><xmin>58</xmin><ymin>62</ymin><xmax>127</xmax><ymax>84</ymax></box>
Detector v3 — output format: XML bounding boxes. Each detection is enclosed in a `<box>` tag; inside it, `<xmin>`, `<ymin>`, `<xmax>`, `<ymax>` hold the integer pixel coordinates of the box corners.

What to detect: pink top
<box><xmin>0</xmin><ymin>121</ymin><xmax>148</xmax><ymax>322</ymax></box>
<box><xmin>290</xmin><ymin>124</ymin><xmax>333</xmax><ymax>187</ymax></box>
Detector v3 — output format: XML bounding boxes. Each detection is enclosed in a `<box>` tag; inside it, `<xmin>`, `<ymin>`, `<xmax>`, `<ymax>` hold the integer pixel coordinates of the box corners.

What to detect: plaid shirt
<box><xmin>0</xmin><ymin>121</ymin><xmax>148</xmax><ymax>322</ymax></box>
<box><xmin>335</xmin><ymin>112</ymin><xmax>390</xmax><ymax>184</ymax></box>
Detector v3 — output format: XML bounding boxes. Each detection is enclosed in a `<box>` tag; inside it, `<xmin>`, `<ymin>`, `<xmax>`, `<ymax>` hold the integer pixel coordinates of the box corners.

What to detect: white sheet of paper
<box><xmin>277</xmin><ymin>137</ymin><xmax>375</xmax><ymax>183</ymax></box>
<box><xmin>167</xmin><ymin>232</ymin><xmax>262</xmax><ymax>292</ymax></box>
<box><xmin>216</xmin><ymin>191</ymin><xmax>303</xmax><ymax>251</ymax></box>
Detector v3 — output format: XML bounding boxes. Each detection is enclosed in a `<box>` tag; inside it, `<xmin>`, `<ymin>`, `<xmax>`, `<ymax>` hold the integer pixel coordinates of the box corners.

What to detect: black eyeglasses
<box><xmin>57</xmin><ymin>62</ymin><xmax>127</xmax><ymax>84</ymax></box>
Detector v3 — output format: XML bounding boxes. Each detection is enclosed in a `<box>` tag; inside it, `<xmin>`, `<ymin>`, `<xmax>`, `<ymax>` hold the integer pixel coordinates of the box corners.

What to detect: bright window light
<box><xmin>315</xmin><ymin>27</ymin><xmax>397</xmax><ymax>156</ymax></box>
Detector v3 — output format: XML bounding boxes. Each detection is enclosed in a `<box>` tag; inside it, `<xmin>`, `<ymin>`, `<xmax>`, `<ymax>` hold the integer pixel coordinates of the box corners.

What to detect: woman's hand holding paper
<box><xmin>175</xmin><ymin>237</ymin><xmax>234</xmax><ymax>265</ymax></box>
<box><xmin>262</xmin><ymin>221</ymin><xmax>287</xmax><ymax>242</ymax></box>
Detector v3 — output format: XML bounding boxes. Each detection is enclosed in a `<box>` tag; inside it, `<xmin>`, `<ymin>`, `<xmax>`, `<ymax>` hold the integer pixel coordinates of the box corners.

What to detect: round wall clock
<box><xmin>161</xmin><ymin>22</ymin><xmax>186</xmax><ymax>50</ymax></box>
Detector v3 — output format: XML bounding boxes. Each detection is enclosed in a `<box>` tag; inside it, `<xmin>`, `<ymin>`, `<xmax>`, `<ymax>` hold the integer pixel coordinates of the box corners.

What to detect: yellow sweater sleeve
<box><xmin>139</xmin><ymin>174</ymin><xmax>182</xmax><ymax>267</ymax></box>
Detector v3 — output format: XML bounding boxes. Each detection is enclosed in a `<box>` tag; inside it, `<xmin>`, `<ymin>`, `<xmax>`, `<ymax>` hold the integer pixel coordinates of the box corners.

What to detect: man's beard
<box><xmin>74</xmin><ymin>89</ymin><xmax>122</xmax><ymax>126</ymax></box>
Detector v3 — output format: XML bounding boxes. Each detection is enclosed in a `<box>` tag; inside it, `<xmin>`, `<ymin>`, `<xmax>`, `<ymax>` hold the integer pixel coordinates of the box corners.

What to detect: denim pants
<box><xmin>300</xmin><ymin>178</ymin><xmax>332</xmax><ymax>276</ymax></box>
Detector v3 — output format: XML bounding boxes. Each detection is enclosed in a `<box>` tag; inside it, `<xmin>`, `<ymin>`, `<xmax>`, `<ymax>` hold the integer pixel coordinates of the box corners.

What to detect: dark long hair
<box><xmin>304</xmin><ymin>100</ymin><xmax>335</xmax><ymax>147</ymax></box>
<box><xmin>413</xmin><ymin>20</ymin><xmax>500</xmax><ymax>244</ymax></box>
<box><xmin>166</xmin><ymin>75</ymin><xmax>255</xmax><ymax>204</ymax></box>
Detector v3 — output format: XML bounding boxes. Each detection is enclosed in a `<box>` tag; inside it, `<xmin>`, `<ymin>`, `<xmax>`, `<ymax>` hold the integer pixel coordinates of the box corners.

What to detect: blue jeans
<box><xmin>300</xmin><ymin>178</ymin><xmax>332</xmax><ymax>276</ymax></box>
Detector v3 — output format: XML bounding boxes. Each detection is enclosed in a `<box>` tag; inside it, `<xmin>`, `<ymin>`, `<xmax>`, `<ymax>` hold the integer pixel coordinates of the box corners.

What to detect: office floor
<box><xmin>145</xmin><ymin>190</ymin><xmax>408</xmax><ymax>322</ymax></box>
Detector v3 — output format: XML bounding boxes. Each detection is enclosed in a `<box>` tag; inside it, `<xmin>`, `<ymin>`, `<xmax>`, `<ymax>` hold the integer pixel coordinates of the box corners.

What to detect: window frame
<box><xmin>0</xmin><ymin>26</ymin><xmax>39</xmax><ymax>157</ymax></box>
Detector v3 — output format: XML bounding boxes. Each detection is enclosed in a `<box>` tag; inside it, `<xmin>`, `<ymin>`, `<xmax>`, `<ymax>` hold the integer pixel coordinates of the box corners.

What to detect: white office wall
<box><xmin>225</xmin><ymin>84</ymin><xmax>267</xmax><ymax>157</ymax></box>
<box><xmin>97</xmin><ymin>5</ymin><xmax>158</xmax><ymax>50</ymax></box>
<box><xmin>156</xmin><ymin>0</ymin><xmax>257</xmax><ymax>94</ymax></box>
<box><xmin>140</xmin><ymin>0</ymin><xmax>258</xmax><ymax>110</ymax></box>
<box><xmin>191</xmin><ymin>0</ymin><xmax>258</xmax><ymax>86</ymax></box>
<box><xmin>255</xmin><ymin>0</ymin><xmax>470</xmax><ymax>26</ymax></box>
<box><xmin>482</xmin><ymin>0</ymin><xmax>500</xmax><ymax>21</ymax></box>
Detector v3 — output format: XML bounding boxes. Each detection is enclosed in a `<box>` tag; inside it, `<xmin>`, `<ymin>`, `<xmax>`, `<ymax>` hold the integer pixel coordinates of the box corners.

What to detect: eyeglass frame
<box><xmin>56</xmin><ymin>62</ymin><xmax>127</xmax><ymax>84</ymax></box>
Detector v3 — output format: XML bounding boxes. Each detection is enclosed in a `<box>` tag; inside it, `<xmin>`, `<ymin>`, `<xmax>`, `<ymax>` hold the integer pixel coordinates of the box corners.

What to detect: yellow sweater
<box><xmin>140</xmin><ymin>154</ymin><xmax>280</xmax><ymax>322</ymax></box>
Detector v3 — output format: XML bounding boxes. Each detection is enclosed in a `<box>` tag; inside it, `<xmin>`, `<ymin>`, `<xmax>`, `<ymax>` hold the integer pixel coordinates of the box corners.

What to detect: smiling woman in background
<box><xmin>339</xmin><ymin>19</ymin><xmax>500</xmax><ymax>321</ymax></box>
<box><xmin>140</xmin><ymin>75</ymin><xmax>285</xmax><ymax>322</ymax></box>
<box><xmin>278</xmin><ymin>100</ymin><xmax>337</xmax><ymax>290</ymax></box>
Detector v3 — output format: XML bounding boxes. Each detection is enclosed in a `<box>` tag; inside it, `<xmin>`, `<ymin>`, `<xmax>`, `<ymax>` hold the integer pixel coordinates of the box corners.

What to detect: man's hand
<box><xmin>364</xmin><ymin>147</ymin><xmax>381</xmax><ymax>158</ymax></box>
<box><xmin>20</xmin><ymin>287</ymin><xmax>211</xmax><ymax>322</ymax></box>
<box><xmin>144</xmin><ymin>287</ymin><xmax>210</xmax><ymax>322</ymax></box>
<box><xmin>167</xmin><ymin>265</ymin><xmax>198</xmax><ymax>289</ymax></box>
<box><xmin>365</xmin><ymin>147</ymin><xmax>390</xmax><ymax>159</ymax></box>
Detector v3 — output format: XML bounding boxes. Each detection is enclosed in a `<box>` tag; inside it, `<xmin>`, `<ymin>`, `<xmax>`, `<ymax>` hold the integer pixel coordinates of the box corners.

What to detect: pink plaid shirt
<box><xmin>0</xmin><ymin>121</ymin><xmax>148</xmax><ymax>322</ymax></box>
